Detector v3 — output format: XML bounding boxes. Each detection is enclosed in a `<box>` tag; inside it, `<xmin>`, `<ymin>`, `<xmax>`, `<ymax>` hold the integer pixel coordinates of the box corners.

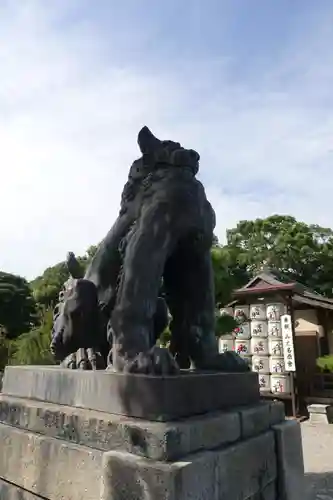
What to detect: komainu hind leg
<box><xmin>164</xmin><ymin>241</ymin><xmax>249</xmax><ymax>372</ymax></box>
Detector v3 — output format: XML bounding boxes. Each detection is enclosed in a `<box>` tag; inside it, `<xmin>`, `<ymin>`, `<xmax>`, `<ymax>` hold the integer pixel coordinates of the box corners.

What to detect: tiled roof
<box><xmin>233</xmin><ymin>268</ymin><xmax>333</xmax><ymax>308</ymax></box>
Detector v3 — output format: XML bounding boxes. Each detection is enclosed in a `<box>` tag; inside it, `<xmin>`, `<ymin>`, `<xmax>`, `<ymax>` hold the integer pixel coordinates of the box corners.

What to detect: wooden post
<box><xmin>290</xmin><ymin>372</ymin><xmax>297</xmax><ymax>418</ymax></box>
<box><xmin>287</xmin><ymin>294</ymin><xmax>298</xmax><ymax>418</ymax></box>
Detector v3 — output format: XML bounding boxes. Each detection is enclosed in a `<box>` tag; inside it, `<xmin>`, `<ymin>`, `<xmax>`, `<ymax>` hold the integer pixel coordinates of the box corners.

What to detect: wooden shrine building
<box><xmin>227</xmin><ymin>270</ymin><xmax>333</xmax><ymax>414</ymax></box>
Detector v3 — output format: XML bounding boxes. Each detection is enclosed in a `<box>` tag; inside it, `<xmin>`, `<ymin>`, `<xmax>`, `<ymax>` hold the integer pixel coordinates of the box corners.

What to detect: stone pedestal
<box><xmin>0</xmin><ymin>366</ymin><xmax>305</xmax><ymax>500</ymax></box>
<box><xmin>308</xmin><ymin>403</ymin><xmax>333</xmax><ymax>424</ymax></box>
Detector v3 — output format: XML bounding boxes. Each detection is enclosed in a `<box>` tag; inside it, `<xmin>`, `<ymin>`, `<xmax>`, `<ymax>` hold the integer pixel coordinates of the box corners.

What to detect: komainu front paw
<box><xmin>195</xmin><ymin>351</ymin><xmax>250</xmax><ymax>373</ymax></box>
<box><xmin>109</xmin><ymin>346</ymin><xmax>180</xmax><ymax>375</ymax></box>
<box><xmin>61</xmin><ymin>348</ymin><xmax>106</xmax><ymax>370</ymax></box>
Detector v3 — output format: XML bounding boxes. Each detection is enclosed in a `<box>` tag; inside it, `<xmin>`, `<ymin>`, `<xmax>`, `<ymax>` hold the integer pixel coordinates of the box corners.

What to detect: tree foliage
<box><xmin>316</xmin><ymin>355</ymin><xmax>333</xmax><ymax>373</ymax></box>
<box><xmin>0</xmin><ymin>327</ymin><xmax>13</xmax><ymax>371</ymax></box>
<box><xmin>215</xmin><ymin>314</ymin><xmax>238</xmax><ymax>336</ymax></box>
<box><xmin>30</xmin><ymin>245</ymin><xmax>98</xmax><ymax>308</ymax></box>
<box><xmin>30</xmin><ymin>262</ymin><xmax>70</xmax><ymax>308</ymax></box>
<box><xmin>211</xmin><ymin>244</ymin><xmax>250</xmax><ymax>306</ymax></box>
<box><xmin>10</xmin><ymin>309</ymin><xmax>55</xmax><ymax>366</ymax></box>
<box><xmin>226</xmin><ymin>214</ymin><xmax>333</xmax><ymax>296</ymax></box>
<box><xmin>0</xmin><ymin>272</ymin><xmax>37</xmax><ymax>339</ymax></box>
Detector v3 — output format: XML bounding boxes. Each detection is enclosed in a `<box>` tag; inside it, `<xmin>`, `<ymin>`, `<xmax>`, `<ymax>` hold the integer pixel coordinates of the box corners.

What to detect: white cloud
<box><xmin>1</xmin><ymin>1</ymin><xmax>333</xmax><ymax>278</ymax></box>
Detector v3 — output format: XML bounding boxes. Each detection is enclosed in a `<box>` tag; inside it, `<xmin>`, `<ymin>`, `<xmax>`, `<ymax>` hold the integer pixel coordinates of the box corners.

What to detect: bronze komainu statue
<box><xmin>51</xmin><ymin>127</ymin><xmax>248</xmax><ymax>374</ymax></box>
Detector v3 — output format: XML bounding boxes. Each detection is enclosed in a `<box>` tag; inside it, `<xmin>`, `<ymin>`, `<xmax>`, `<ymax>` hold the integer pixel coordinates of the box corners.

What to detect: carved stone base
<box><xmin>0</xmin><ymin>366</ymin><xmax>305</xmax><ymax>500</ymax></box>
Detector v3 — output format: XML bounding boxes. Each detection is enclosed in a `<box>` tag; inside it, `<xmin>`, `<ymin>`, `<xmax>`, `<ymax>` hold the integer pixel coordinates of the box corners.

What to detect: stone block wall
<box><xmin>0</xmin><ymin>395</ymin><xmax>304</xmax><ymax>500</ymax></box>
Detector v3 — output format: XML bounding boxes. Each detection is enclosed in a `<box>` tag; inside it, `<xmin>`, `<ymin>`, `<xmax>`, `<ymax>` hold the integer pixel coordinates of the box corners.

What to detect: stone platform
<box><xmin>1</xmin><ymin>365</ymin><xmax>260</xmax><ymax>421</ymax></box>
<box><xmin>0</xmin><ymin>365</ymin><xmax>305</xmax><ymax>500</ymax></box>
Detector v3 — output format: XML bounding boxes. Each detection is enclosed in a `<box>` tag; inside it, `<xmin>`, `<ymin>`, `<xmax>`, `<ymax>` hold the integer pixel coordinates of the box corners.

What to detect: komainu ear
<box><xmin>137</xmin><ymin>126</ymin><xmax>161</xmax><ymax>154</ymax></box>
<box><xmin>66</xmin><ymin>251</ymin><xmax>84</xmax><ymax>279</ymax></box>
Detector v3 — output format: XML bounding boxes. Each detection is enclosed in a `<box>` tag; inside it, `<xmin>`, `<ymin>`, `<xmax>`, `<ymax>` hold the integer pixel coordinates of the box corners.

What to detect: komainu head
<box><xmin>137</xmin><ymin>126</ymin><xmax>200</xmax><ymax>175</ymax></box>
<box><xmin>50</xmin><ymin>279</ymin><xmax>101</xmax><ymax>362</ymax></box>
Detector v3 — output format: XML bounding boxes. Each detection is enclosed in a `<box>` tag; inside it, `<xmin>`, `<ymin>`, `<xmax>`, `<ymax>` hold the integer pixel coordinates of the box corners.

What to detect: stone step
<box><xmin>0</xmin><ymin>423</ymin><xmax>103</xmax><ymax>500</ymax></box>
<box><xmin>0</xmin><ymin>478</ymin><xmax>45</xmax><ymax>500</ymax></box>
<box><xmin>0</xmin><ymin>420</ymin><xmax>279</xmax><ymax>500</ymax></box>
<box><xmin>0</xmin><ymin>394</ymin><xmax>284</xmax><ymax>461</ymax></box>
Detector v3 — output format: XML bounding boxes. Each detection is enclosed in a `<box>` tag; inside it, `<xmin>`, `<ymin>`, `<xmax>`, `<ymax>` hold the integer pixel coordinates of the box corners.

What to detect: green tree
<box><xmin>10</xmin><ymin>309</ymin><xmax>55</xmax><ymax>366</ymax></box>
<box><xmin>215</xmin><ymin>313</ymin><xmax>238</xmax><ymax>336</ymax></box>
<box><xmin>30</xmin><ymin>245</ymin><xmax>98</xmax><ymax>308</ymax></box>
<box><xmin>0</xmin><ymin>272</ymin><xmax>37</xmax><ymax>339</ymax></box>
<box><xmin>86</xmin><ymin>245</ymin><xmax>98</xmax><ymax>259</ymax></box>
<box><xmin>211</xmin><ymin>245</ymin><xmax>250</xmax><ymax>306</ymax></box>
<box><xmin>0</xmin><ymin>326</ymin><xmax>13</xmax><ymax>371</ymax></box>
<box><xmin>30</xmin><ymin>261</ymin><xmax>70</xmax><ymax>308</ymax></box>
<box><xmin>226</xmin><ymin>214</ymin><xmax>333</xmax><ymax>296</ymax></box>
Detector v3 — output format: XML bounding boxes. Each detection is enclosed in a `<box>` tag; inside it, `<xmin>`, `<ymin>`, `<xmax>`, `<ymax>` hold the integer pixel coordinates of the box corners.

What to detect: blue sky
<box><xmin>1</xmin><ymin>0</ymin><xmax>333</xmax><ymax>279</ymax></box>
